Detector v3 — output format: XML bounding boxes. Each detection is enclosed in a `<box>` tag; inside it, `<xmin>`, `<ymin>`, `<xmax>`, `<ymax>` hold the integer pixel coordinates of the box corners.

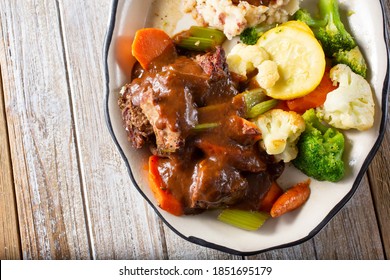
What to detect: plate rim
<box><xmin>103</xmin><ymin>0</ymin><xmax>390</xmax><ymax>256</ymax></box>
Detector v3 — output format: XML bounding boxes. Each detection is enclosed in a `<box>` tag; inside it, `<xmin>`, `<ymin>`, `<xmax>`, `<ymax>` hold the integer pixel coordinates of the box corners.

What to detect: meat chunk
<box><xmin>190</xmin><ymin>157</ymin><xmax>248</xmax><ymax>209</ymax></box>
<box><xmin>225</xmin><ymin>115</ymin><xmax>262</xmax><ymax>145</ymax></box>
<box><xmin>118</xmin><ymin>84</ymin><xmax>154</xmax><ymax>148</ymax></box>
<box><xmin>138</xmin><ymin>71</ymin><xmax>198</xmax><ymax>153</ymax></box>
<box><xmin>195</xmin><ymin>136</ymin><xmax>267</xmax><ymax>173</ymax></box>
<box><xmin>195</xmin><ymin>46</ymin><xmax>229</xmax><ymax>79</ymax></box>
<box><xmin>120</xmin><ymin>48</ymin><xmax>238</xmax><ymax>152</ymax></box>
<box><xmin>195</xmin><ymin>46</ymin><xmax>238</xmax><ymax>105</ymax></box>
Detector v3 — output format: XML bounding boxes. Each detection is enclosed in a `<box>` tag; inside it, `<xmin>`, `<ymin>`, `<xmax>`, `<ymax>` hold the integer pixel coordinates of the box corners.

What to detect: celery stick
<box><xmin>192</xmin><ymin>122</ymin><xmax>220</xmax><ymax>132</ymax></box>
<box><xmin>247</xmin><ymin>99</ymin><xmax>279</xmax><ymax>119</ymax></box>
<box><xmin>197</xmin><ymin>104</ymin><xmax>226</xmax><ymax>115</ymax></box>
<box><xmin>176</xmin><ymin>37</ymin><xmax>216</xmax><ymax>51</ymax></box>
<box><xmin>218</xmin><ymin>209</ymin><xmax>270</xmax><ymax>231</ymax></box>
<box><xmin>243</xmin><ymin>88</ymin><xmax>268</xmax><ymax>110</ymax></box>
<box><xmin>189</xmin><ymin>26</ymin><xmax>226</xmax><ymax>45</ymax></box>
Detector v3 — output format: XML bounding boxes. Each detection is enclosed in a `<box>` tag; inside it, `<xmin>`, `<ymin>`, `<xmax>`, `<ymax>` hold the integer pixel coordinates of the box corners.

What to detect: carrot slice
<box><xmin>115</xmin><ymin>36</ymin><xmax>135</xmax><ymax>78</ymax></box>
<box><xmin>259</xmin><ymin>181</ymin><xmax>284</xmax><ymax>213</ymax></box>
<box><xmin>132</xmin><ymin>28</ymin><xmax>176</xmax><ymax>70</ymax></box>
<box><xmin>272</xmin><ymin>100</ymin><xmax>290</xmax><ymax>111</ymax></box>
<box><xmin>148</xmin><ymin>155</ymin><xmax>183</xmax><ymax>216</ymax></box>
<box><xmin>270</xmin><ymin>179</ymin><xmax>311</xmax><ymax>218</ymax></box>
<box><xmin>286</xmin><ymin>68</ymin><xmax>337</xmax><ymax>114</ymax></box>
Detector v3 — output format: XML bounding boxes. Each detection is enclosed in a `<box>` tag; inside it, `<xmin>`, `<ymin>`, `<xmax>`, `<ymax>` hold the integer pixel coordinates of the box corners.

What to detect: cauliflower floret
<box><xmin>254</xmin><ymin>109</ymin><xmax>305</xmax><ymax>162</ymax></box>
<box><xmin>255</xmin><ymin>60</ymin><xmax>280</xmax><ymax>89</ymax></box>
<box><xmin>227</xmin><ymin>44</ymin><xmax>269</xmax><ymax>76</ymax></box>
<box><xmin>317</xmin><ymin>64</ymin><xmax>375</xmax><ymax>131</ymax></box>
<box><xmin>227</xmin><ymin>43</ymin><xmax>280</xmax><ymax>89</ymax></box>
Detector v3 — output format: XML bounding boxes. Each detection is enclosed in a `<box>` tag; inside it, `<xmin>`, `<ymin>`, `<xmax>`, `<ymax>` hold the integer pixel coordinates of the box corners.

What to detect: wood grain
<box><xmin>248</xmin><ymin>177</ymin><xmax>384</xmax><ymax>260</ymax></box>
<box><xmin>313</xmin><ymin>176</ymin><xmax>384</xmax><ymax>259</ymax></box>
<box><xmin>369</xmin><ymin>122</ymin><xmax>390</xmax><ymax>259</ymax></box>
<box><xmin>367</xmin><ymin>0</ymin><xmax>390</xmax><ymax>260</ymax></box>
<box><xmin>0</xmin><ymin>0</ymin><xmax>90</xmax><ymax>259</ymax></box>
<box><xmin>56</xmin><ymin>0</ymin><xmax>167</xmax><ymax>259</ymax></box>
<box><xmin>0</xmin><ymin>67</ymin><xmax>21</xmax><ymax>260</ymax></box>
<box><xmin>163</xmin><ymin>224</ymin><xmax>242</xmax><ymax>259</ymax></box>
<box><xmin>248</xmin><ymin>240</ymin><xmax>317</xmax><ymax>260</ymax></box>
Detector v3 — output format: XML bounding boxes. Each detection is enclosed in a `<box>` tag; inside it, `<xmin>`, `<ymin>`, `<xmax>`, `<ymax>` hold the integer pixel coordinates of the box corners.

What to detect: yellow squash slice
<box><xmin>281</xmin><ymin>20</ymin><xmax>315</xmax><ymax>36</ymax></box>
<box><xmin>257</xmin><ymin>22</ymin><xmax>326</xmax><ymax>100</ymax></box>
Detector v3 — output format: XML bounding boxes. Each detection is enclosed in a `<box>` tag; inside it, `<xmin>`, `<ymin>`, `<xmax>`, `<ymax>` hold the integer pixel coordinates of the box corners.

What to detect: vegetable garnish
<box><xmin>187</xmin><ymin>26</ymin><xmax>226</xmax><ymax>45</ymax></box>
<box><xmin>294</xmin><ymin>0</ymin><xmax>368</xmax><ymax>77</ymax></box>
<box><xmin>218</xmin><ymin>209</ymin><xmax>270</xmax><ymax>231</ymax></box>
<box><xmin>247</xmin><ymin>99</ymin><xmax>279</xmax><ymax>119</ymax></box>
<box><xmin>270</xmin><ymin>179</ymin><xmax>311</xmax><ymax>218</ymax></box>
<box><xmin>257</xmin><ymin>21</ymin><xmax>326</xmax><ymax>100</ymax></box>
<box><xmin>285</xmin><ymin>67</ymin><xmax>337</xmax><ymax>114</ymax></box>
<box><xmin>242</xmin><ymin>88</ymin><xmax>268</xmax><ymax>111</ymax></box>
<box><xmin>192</xmin><ymin>122</ymin><xmax>220</xmax><ymax>132</ymax></box>
<box><xmin>259</xmin><ymin>181</ymin><xmax>284</xmax><ymax>213</ymax></box>
<box><xmin>174</xmin><ymin>26</ymin><xmax>226</xmax><ymax>51</ymax></box>
<box><xmin>240</xmin><ymin>23</ymin><xmax>276</xmax><ymax>45</ymax></box>
<box><xmin>293</xmin><ymin>109</ymin><xmax>345</xmax><ymax>182</ymax></box>
<box><xmin>317</xmin><ymin>64</ymin><xmax>375</xmax><ymax>131</ymax></box>
<box><xmin>254</xmin><ymin>109</ymin><xmax>306</xmax><ymax>163</ymax></box>
<box><xmin>148</xmin><ymin>155</ymin><xmax>183</xmax><ymax>216</ymax></box>
<box><xmin>132</xmin><ymin>28</ymin><xmax>176</xmax><ymax>70</ymax></box>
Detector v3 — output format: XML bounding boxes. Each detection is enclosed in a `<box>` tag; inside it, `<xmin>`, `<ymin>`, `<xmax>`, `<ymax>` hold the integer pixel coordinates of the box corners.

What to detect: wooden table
<box><xmin>1</xmin><ymin>0</ymin><xmax>389</xmax><ymax>260</ymax></box>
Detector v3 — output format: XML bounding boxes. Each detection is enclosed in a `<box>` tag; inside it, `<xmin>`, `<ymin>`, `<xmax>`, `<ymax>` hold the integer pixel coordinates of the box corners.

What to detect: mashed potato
<box><xmin>184</xmin><ymin>0</ymin><xmax>300</xmax><ymax>39</ymax></box>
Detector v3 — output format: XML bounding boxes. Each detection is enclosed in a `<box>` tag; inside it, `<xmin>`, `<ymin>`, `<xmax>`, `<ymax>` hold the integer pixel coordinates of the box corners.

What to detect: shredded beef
<box><xmin>118</xmin><ymin>85</ymin><xmax>154</xmax><ymax>148</ymax></box>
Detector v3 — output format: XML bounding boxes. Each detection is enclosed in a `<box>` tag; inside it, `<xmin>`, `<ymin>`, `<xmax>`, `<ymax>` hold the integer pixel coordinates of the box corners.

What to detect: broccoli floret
<box><xmin>333</xmin><ymin>46</ymin><xmax>367</xmax><ymax>78</ymax></box>
<box><xmin>240</xmin><ymin>24</ymin><xmax>276</xmax><ymax>45</ymax></box>
<box><xmin>294</xmin><ymin>0</ymin><xmax>356</xmax><ymax>56</ymax></box>
<box><xmin>294</xmin><ymin>0</ymin><xmax>367</xmax><ymax>77</ymax></box>
<box><xmin>240</xmin><ymin>27</ymin><xmax>261</xmax><ymax>45</ymax></box>
<box><xmin>315</xmin><ymin>0</ymin><xmax>356</xmax><ymax>56</ymax></box>
<box><xmin>294</xmin><ymin>9</ymin><xmax>327</xmax><ymax>28</ymax></box>
<box><xmin>292</xmin><ymin>109</ymin><xmax>345</xmax><ymax>182</ymax></box>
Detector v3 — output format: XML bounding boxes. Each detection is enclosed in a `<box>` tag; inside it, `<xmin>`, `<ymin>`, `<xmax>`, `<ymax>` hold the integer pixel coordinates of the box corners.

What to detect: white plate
<box><xmin>104</xmin><ymin>0</ymin><xmax>390</xmax><ymax>255</ymax></box>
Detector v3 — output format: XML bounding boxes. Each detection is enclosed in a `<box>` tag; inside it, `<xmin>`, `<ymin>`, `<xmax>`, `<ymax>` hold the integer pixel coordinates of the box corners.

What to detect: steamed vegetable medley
<box><xmin>118</xmin><ymin>0</ymin><xmax>375</xmax><ymax>231</ymax></box>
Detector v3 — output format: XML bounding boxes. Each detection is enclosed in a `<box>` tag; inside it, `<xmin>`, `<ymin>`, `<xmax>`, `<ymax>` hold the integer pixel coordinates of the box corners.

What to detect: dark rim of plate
<box><xmin>103</xmin><ymin>0</ymin><xmax>390</xmax><ymax>256</ymax></box>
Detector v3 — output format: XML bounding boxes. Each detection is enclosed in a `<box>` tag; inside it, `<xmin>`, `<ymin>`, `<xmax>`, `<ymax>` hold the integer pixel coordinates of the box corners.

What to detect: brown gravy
<box><xmin>127</xmin><ymin>44</ymin><xmax>283</xmax><ymax>214</ymax></box>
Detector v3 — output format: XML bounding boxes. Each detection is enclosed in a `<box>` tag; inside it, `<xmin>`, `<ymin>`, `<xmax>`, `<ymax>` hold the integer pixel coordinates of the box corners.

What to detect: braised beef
<box><xmin>135</xmin><ymin>70</ymin><xmax>198</xmax><ymax>153</ymax></box>
<box><xmin>120</xmin><ymin>47</ymin><xmax>237</xmax><ymax>152</ymax></box>
<box><xmin>197</xmin><ymin>47</ymin><xmax>239</xmax><ymax>105</ymax></box>
<box><xmin>194</xmin><ymin>137</ymin><xmax>267</xmax><ymax>173</ymax></box>
<box><xmin>195</xmin><ymin>46</ymin><xmax>229</xmax><ymax>79</ymax></box>
<box><xmin>118</xmin><ymin>84</ymin><xmax>154</xmax><ymax>148</ymax></box>
<box><xmin>190</xmin><ymin>157</ymin><xmax>248</xmax><ymax>209</ymax></box>
<box><xmin>119</xmin><ymin>37</ymin><xmax>283</xmax><ymax>214</ymax></box>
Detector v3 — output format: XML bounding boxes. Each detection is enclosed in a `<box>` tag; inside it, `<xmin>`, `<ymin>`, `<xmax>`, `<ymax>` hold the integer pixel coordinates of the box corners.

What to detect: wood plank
<box><xmin>313</xmin><ymin>176</ymin><xmax>384</xmax><ymax>259</ymax></box>
<box><xmin>248</xmin><ymin>240</ymin><xmax>317</xmax><ymax>260</ymax></box>
<box><xmin>56</xmin><ymin>0</ymin><xmax>168</xmax><ymax>259</ymax></box>
<box><xmin>367</xmin><ymin>0</ymin><xmax>390</xmax><ymax>261</ymax></box>
<box><xmin>56</xmin><ymin>0</ymin><xmax>248</xmax><ymax>259</ymax></box>
<box><xmin>250</xmin><ymin>177</ymin><xmax>384</xmax><ymax>260</ymax></box>
<box><xmin>249</xmin><ymin>177</ymin><xmax>384</xmax><ymax>260</ymax></box>
<box><xmin>368</xmin><ymin>121</ymin><xmax>390</xmax><ymax>259</ymax></box>
<box><xmin>0</xmin><ymin>0</ymin><xmax>90</xmax><ymax>259</ymax></box>
<box><xmin>162</xmin><ymin>224</ymin><xmax>242</xmax><ymax>259</ymax></box>
<box><xmin>0</xmin><ymin>68</ymin><xmax>21</xmax><ymax>260</ymax></box>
